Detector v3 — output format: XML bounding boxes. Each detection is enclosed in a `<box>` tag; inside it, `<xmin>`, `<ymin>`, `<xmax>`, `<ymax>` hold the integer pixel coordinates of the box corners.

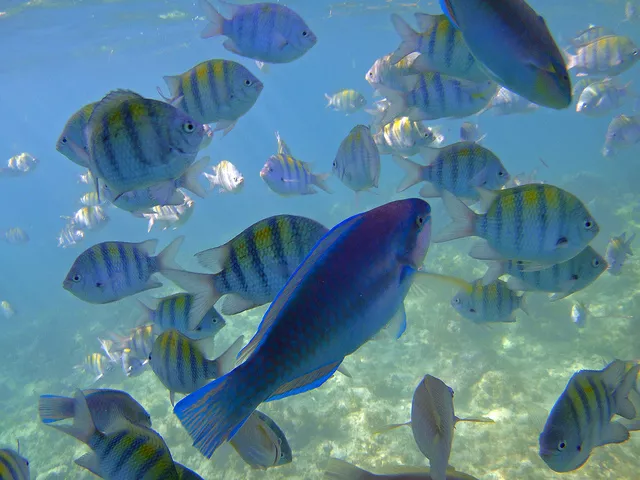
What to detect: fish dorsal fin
<box><xmin>236</xmin><ymin>213</ymin><xmax>365</xmax><ymax>365</ymax></box>
<box><xmin>88</xmin><ymin>89</ymin><xmax>143</xmax><ymax>128</ymax></box>
<box><xmin>195</xmin><ymin>243</ymin><xmax>231</xmax><ymax>273</ymax></box>
<box><xmin>414</xmin><ymin>12</ymin><xmax>440</xmax><ymax>33</ymax></box>
<box><xmin>476</xmin><ymin>187</ymin><xmax>498</xmax><ymax>212</ymax></box>
<box><xmin>139</xmin><ymin>239</ymin><xmax>159</xmax><ymax>256</ymax></box>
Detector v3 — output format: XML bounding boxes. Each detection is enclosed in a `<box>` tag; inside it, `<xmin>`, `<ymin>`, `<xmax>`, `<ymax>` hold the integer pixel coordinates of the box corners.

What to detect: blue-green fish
<box><xmin>199</xmin><ymin>0</ymin><xmax>317</xmax><ymax>63</ymax></box>
<box><xmin>0</xmin><ymin>448</ymin><xmax>29</xmax><ymax>480</ymax></box>
<box><xmin>389</xmin><ymin>13</ymin><xmax>487</xmax><ymax>82</ymax></box>
<box><xmin>539</xmin><ymin>360</ymin><xmax>640</xmax><ymax>472</ymax></box>
<box><xmin>440</xmin><ymin>0</ymin><xmax>571</xmax><ymax>109</ymax></box>
<box><xmin>605</xmin><ymin>232</ymin><xmax>635</xmax><ymax>276</ymax></box>
<box><xmin>393</xmin><ymin>141</ymin><xmax>509</xmax><ymax>199</ymax></box>
<box><xmin>47</xmin><ymin>389</ymin><xmax>180</xmax><ymax>479</ymax></box>
<box><xmin>80</xmin><ymin>90</ymin><xmax>205</xmax><ymax>200</ymax></box>
<box><xmin>576</xmin><ymin>79</ymin><xmax>632</xmax><ymax>117</ymax></box>
<box><xmin>56</xmin><ymin>102</ymin><xmax>97</xmax><ymax>167</ymax></box>
<box><xmin>451</xmin><ymin>278</ymin><xmax>527</xmax><ymax>324</ymax></box>
<box><xmin>149</xmin><ymin>329</ymin><xmax>243</xmax><ymax>406</ymax></box>
<box><xmin>63</xmin><ymin>237</ymin><xmax>184</xmax><ymax>304</ymax></box>
<box><xmin>260</xmin><ymin>154</ymin><xmax>332</xmax><ymax>196</ymax></box>
<box><xmin>39</xmin><ymin>389</ymin><xmax>151</xmax><ymax>431</ymax></box>
<box><xmin>173</xmin><ymin>199</ymin><xmax>432</xmax><ymax>458</ymax></box>
<box><xmin>161</xmin><ymin>59</ymin><xmax>263</xmax><ymax>135</ymax></box>
<box><xmin>140</xmin><ymin>293</ymin><xmax>226</xmax><ymax>340</ymax></box>
<box><xmin>230</xmin><ymin>410</ymin><xmax>292</xmax><ymax>469</ymax></box>
<box><xmin>567</xmin><ymin>35</ymin><xmax>639</xmax><ymax>77</ymax></box>
<box><xmin>333</xmin><ymin>125</ymin><xmax>381</xmax><ymax>193</ymax></box>
<box><xmin>324</xmin><ymin>89</ymin><xmax>367</xmax><ymax>114</ymax></box>
<box><xmin>435</xmin><ymin>185</ymin><xmax>599</xmax><ymax>266</ymax></box>
<box><xmin>161</xmin><ymin>215</ymin><xmax>328</xmax><ymax>328</ymax></box>
<box><xmin>602</xmin><ymin>114</ymin><xmax>640</xmax><ymax>158</ymax></box>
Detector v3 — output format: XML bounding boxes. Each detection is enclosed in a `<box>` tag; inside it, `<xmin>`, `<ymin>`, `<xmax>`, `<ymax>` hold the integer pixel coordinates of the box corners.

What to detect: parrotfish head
<box><xmin>532</xmin><ymin>59</ymin><xmax>572</xmax><ymax>110</ymax></box>
<box><xmin>387</xmin><ymin>198</ymin><xmax>431</xmax><ymax>269</ymax></box>
<box><xmin>539</xmin><ymin>413</ymin><xmax>590</xmax><ymax>472</ymax></box>
<box><xmin>168</xmin><ymin>110</ymin><xmax>206</xmax><ymax>155</ymax></box>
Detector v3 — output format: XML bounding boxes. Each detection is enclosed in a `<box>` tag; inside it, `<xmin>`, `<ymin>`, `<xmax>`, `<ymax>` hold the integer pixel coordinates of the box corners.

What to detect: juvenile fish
<box><xmin>567</xmin><ymin>35</ymin><xmax>639</xmax><ymax>77</ymax></box>
<box><xmin>56</xmin><ymin>102</ymin><xmax>97</xmax><ymax>167</ymax></box>
<box><xmin>324</xmin><ymin>89</ymin><xmax>367</xmax><ymax>114</ymax></box>
<box><xmin>571</xmin><ymin>301</ymin><xmax>588</xmax><ymax>328</ymax></box>
<box><xmin>333</xmin><ymin>125</ymin><xmax>380</xmax><ymax>193</ymax></box>
<box><xmin>452</xmin><ymin>278</ymin><xmax>527</xmax><ymax>324</ymax></box>
<box><xmin>57</xmin><ymin>224</ymin><xmax>85</xmax><ymax>248</ymax></box>
<box><xmin>1</xmin><ymin>300</ymin><xmax>15</xmax><ymax>319</ymax></box>
<box><xmin>459</xmin><ymin>122</ymin><xmax>485</xmax><ymax>143</ymax></box>
<box><xmin>204</xmin><ymin>160</ymin><xmax>244</xmax><ymax>193</ymax></box>
<box><xmin>65</xmin><ymin>206</ymin><xmax>109</xmax><ymax>231</ymax></box>
<box><xmin>144</xmin><ymin>196</ymin><xmax>195</xmax><ymax>233</ymax></box>
<box><xmin>366</xmin><ymin>52</ymin><xmax>420</xmax><ymax>92</ymax></box>
<box><xmin>2</xmin><ymin>227</ymin><xmax>29</xmax><ymax>245</ymax></box>
<box><xmin>372</xmin><ymin>117</ymin><xmax>442</xmax><ymax>158</ymax></box>
<box><xmin>63</xmin><ymin>237</ymin><xmax>184</xmax><ymax>304</ymax></box>
<box><xmin>75</xmin><ymin>353</ymin><xmax>115</xmax><ymax>382</ymax></box>
<box><xmin>602</xmin><ymin>114</ymin><xmax>640</xmax><ymax>157</ymax></box>
<box><xmin>606</xmin><ymin>232</ymin><xmax>635</xmax><ymax>275</ymax></box>
<box><xmin>261</xmin><ymin>154</ymin><xmax>332</xmax><ymax>196</ymax></box>
<box><xmin>230</xmin><ymin>410</ymin><xmax>292</xmax><ymax>470</ymax></box>
<box><xmin>0</xmin><ymin>152</ymin><xmax>38</xmax><ymax>176</ymax></box>
<box><xmin>576</xmin><ymin>79</ymin><xmax>632</xmax><ymax>117</ymax></box>
<box><xmin>0</xmin><ymin>448</ymin><xmax>30</xmax><ymax>480</ymax></box>
<box><xmin>80</xmin><ymin>192</ymin><xmax>104</xmax><ymax>207</ymax></box>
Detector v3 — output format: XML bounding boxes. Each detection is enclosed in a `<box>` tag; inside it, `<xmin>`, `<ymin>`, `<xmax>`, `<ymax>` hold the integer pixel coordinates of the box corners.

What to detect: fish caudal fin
<box><xmin>195</xmin><ymin>243</ymin><xmax>231</xmax><ymax>273</ymax></box>
<box><xmin>389</xmin><ymin>14</ymin><xmax>419</xmax><ymax>64</ymax></box>
<box><xmin>38</xmin><ymin>395</ymin><xmax>75</xmax><ymax>424</ymax></box>
<box><xmin>433</xmin><ymin>191</ymin><xmax>478</xmax><ymax>243</ymax></box>
<box><xmin>393</xmin><ymin>155</ymin><xmax>423</xmax><ymax>192</ymax></box>
<box><xmin>313</xmin><ymin>173</ymin><xmax>333</xmax><ymax>194</ymax></box>
<box><xmin>179</xmin><ymin>157</ymin><xmax>210</xmax><ymax>199</ymax></box>
<box><xmin>324</xmin><ymin>458</ymin><xmax>374</xmax><ymax>479</ymax></box>
<box><xmin>482</xmin><ymin>261</ymin><xmax>506</xmax><ymax>285</ymax></box>
<box><xmin>324</xmin><ymin>93</ymin><xmax>333</xmax><ymax>107</ymax></box>
<box><xmin>199</xmin><ymin>0</ymin><xmax>226</xmax><ymax>38</ymax></box>
<box><xmin>47</xmin><ymin>390</ymin><xmax>97</xmax><ymax>445</ymax></box>
<box><xmin>615</xmin><ymin>363</ymin><xmax>640</xmax><ymax>419</ymax></box>
<box><xmin>155</xmin><ymin>236</ymin><xmax>185</xmax><ymax>272</ymax></box>
<box><xmin>174</xmin><ymin>363</ymin><xmax>265</xmax><ymax>458</ymax></box>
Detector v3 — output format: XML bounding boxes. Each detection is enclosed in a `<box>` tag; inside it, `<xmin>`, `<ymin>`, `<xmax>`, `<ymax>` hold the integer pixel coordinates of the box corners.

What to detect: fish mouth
<box><xmin>259</xmin><ymin>165</ymin><xmax>269</xmax><ymax>178</ymax></box>
<box><xmin>62</xmin><ymin>279</ymin><xmax>72</xmax><ymax>290</ymax></box>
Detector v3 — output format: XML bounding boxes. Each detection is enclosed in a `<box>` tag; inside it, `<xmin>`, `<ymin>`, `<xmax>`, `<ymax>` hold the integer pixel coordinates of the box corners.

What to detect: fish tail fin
<box><xmin>375</xmin><ymin>86</ymin><xmax>407</xmax><ymax>124</ymax></box>
<box><xmin>389</xmin><ymin>14</ymin><xmax>419</xmax><ymax>64</ymax></box>
<box><xmin>146</xmin><ymin>216</ymin><xmax>156</xmax><ymax>233</ymax></box>
<box><xmin>324</xmin><ymin>93</ymin><xmax>333</xmax><ymax>107</ymax></box>
<box><xmin>614</xmin><ymin>364</ymin><xmax>640</xmax><ymax>419</ymax></box>
<box><xmin>47</xmin><ymin>390</ymin><xmax>97</xmax><ymax>445</ymax></box>
<box><xmin>161</xmin><ymin>270</ymin><xmax>221</xmax><ymax>330</ymax></box>
<box><xmin>625</xmin><ymin>232</ymin><xmax>636</xmax><ymax>255</ymax></box>
<box><xmin>202</xmin><ymin>172</ymin><xmax>218</xmax><ymax>191</ymax></box>
<box><xmin>209</xmin><ymin>335</ymin><xmax>245</xmax><ymax>377</ymax></box>
<box><xmin>482</xmin><ymin>261</ymin><xmax>505</xmax><ymax>285</ymax></box>
<box><xmin>199</xmin><ymin>0</ymin><xmax>226</xmax><ymax>38</ymax></box>
<box><xmin>433</xmin><ymin>191</ymin><xmax>478</xmax><ymax>243</ymax></box>
<box><xmin>174</xmin><ymin>364</ymin><xmax>265</xmax><ymax>458</ymax></box>
<box><xmin>518</xmin><ymin>294</ymin><xmax>529</xmax><ymax>316</ymax></box>
<box><xmin>392</xmin><ymin>155</ymin><xmax>424</xmax><ymax>192</ymax></box>
<box><xmin>38</xmin><ymin>395</ymin><xmax>75</xmax><ymax>424</ymax></box>
<box><xmin>155</xmin><ymin>236</ymin><xmax>185</xmax><ymax>272</ymax></box>
<box><xmin>313</xmin><ymin>173</ymin><xmax>333</xmax><ymax>194</ymax></box>
<box><xmin>178</xmin><ymin>157</ymin><xmax>209</xmax><ymax>199</ymax></box>
<box><xmin>324</xmin><ymin>458</ymin><xmax>374</xmax><ymax>479</ymax></box>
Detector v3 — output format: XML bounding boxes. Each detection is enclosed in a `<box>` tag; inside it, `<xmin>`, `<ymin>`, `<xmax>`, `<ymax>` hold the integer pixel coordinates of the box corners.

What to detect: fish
<box><xmin>451</xmin><ymin>278</ymin><xmax>528</xmax><ymax>324</ymax></box>
<box><xmin>39</xmin><ymin>389</ymin><xmax>151</xmax><ymax>430</ymax></box>
<box><xmin>64</xmin><ymin>206</ymin><xmax>109</xmax><ymax>231</ymax></box>
<box><xmin>162</xmin><ymin>214</ymin><xmax>328</xmax><ymax>327</ymax></box>
<box><xmin>1</xmin><ymin>152</ymin><xmax>38</xmax><ymax>176</ymax></box>
<box><xmin>571</xmin><ymin>301</ymin><xmax>588</xmax><ymax>328</ymax></box>
<box><xmin>160</xmin><ymin>59</ymin><xmax>263</xmax><ymax>135</ymax></box>
<box><xmin>78</xmin><ymin>170</ymin><xmax>94</xmax><ymax>185</ymax></box>
<box><xmin>440</xmin><ymin>0</ymin><xmax>571</xmax><ymax>109</ymax></box>
<box><xmin>324</xmin><ymin>458</ymin><xmax>480</xmax><ymax>479</ymax></box>
<box><xmin>539</xmin><ymin>360</ymin><xmax>640</xmax><ymax>472</ymax></box>
<box><xmin>389</xmin><ymin>13</ymin><xmax>487</xmax><ymax>82</ymax></box>
<box><xmin>605</xmin><ymin>232</ymin><xmax>635</xmax><ymax>275</ymax></box>
<box><xmin>459</xmin><ymin>122</ymin><xmax>485</xmax><ymax>143</ymax></box>
<box><xmin>567</xmin><ymin>35</ymin><xmax>639</xmax><ymax>77</ymax></box>
<box><xmin>1</xmin><ymin>300</ymin><xmax>15</xmax><ymax>319</ymax></box>
<box><xmin>80</xmin><ymin>90</ymin><xmax>205</xmax><ymax>200</ymax></box>
<box><xmin>260</xmin><ymin>154</ymin><xmax>332</xmax><ymax>196</ymax></box>
<box><xmin>46</xmin><ymin>389</ymin><xmax>180</xmax><ymax>479</ymax></box>
<box><xmin>333</xmin><ymin>125</ymin><xmax>381</xmax><ymax>193</ymax></box>
<box><xmin>57</xmin><ymin>224</ymin><xmax>85</xmax><ymax>248</ymax></box>
<box><xmin>230</xmin><ymin>410</ymin><xmax>292</xmax><ymax>469</ymax></box>
<box><xmin>576</xmin><ymin>79</ymin><xmax>632</xmax><ymax>116</ymax></box>
<box><xmin>571</xmin><ymin>25</ymin><xmax>614</xmax><ymax>48</ymax></box>
<box><xmin>483</xmin><ymin>245</ymin><xmax>607</xmax><ymax>301</ymax></box>
<box><xmin>372</xmin><ymin>117</ymin><xmax>443</xmax><ymax>158</ymax></box>
<box><xmin>625</xmin><ymin>1</ymin><xmax>640</xmax><ymax>22</ymax></box>
<box><xmin>56</xmin><ymin>102</ymin><xmax>97</xmax><ymax>167</ymax></box>
<box><xmin>144</xmin><ymin>196</ymin><xmax>196</xmax><ymax>233</ymax></box>
<box><xmin>0</xmin><ymin>448</ymin><xmax>30</xmax><ymax>480</ymax></box>
<box><xmin>275</xmin><ymin>131</ymin><xmax>293</xmax><ymax>157</ymax></box>
<box><xmin>366</xmin><ymin>52</ymin><xmax>421</xmax><ymax>92</ymax></box>
<box><xmin>124</xmin><ymin>324</ymin><xmax>156</xmax><ymax>360</ymax></box>
<box><xmin>393</xmin><ymin>142</ymin><xmax>509</xmax><ymax>199</ymax></box>
<box><xmin>80</xmin><ymin>192</ymin><xmax>104</xmax><ymax>207</ymax></box>
<box><xmin>478</xmin><ymin>86</ymin><xmax>540</xmax><ymax>116</ymax></box>
<box><xmin>172</xmin><ymin>198</ymin><xmax>432</xmax><ymax>458</ymax></box>
<box><xmin>63</xmin><ymin>237</ymin><xmax>184</xmax><ymax>304</ymax></box>
<box><xmin>379</xmin><ymin>72</ymin><xmax>497</xmax><ymax>123</ymax></box>
<box><xmin>602</xmin><ymin>114</ymin><xmax>640</xmax><ymax>157</ymax></box>
<box><xmin>121</xmin><ymin>347</ymin><xmax>149</xmax><ymax>378</ymax></box>
<box><xmin>199</xmin><ymin>0</ymin><xmax>317</xmax><ymax>63</ymax></box>
<box><xmin>2</xmin><ymin>227</ymin><xmax>29</xmax><ymax>245</ymax></box>
<box><xmin>324</xmin><ymin>90</ymin><xmax>367</xmax><ymax>114</ymax></box>
<box><xmin>435</xmin><ymin>184</ymin><xmax>600</xmax><ymax>266</ymax></box>
<box><xmin>75</xmin><ymin>353</ymin><xmax>115</xmax><ymax>382</ymax></box>
<box><xmin>139</xmin><ymin>293</ymin><xmax>226</xmax><ymax>340</ymax></box>
<box><xmin>203</xmin><ymin>160</ymin><xmax>244</xmax><ymax>193</ymax></box>
<box><xmin>148</xmin><ymin>330</ymin><xmax>243</xmax><ymax>406</ymax></box>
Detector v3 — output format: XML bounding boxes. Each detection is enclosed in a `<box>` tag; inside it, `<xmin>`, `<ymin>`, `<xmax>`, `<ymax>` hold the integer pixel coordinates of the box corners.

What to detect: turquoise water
<box><xmin>1</xmin><ymin>0</ymin><xmax>639</xmax><ymax>478</ymax></box>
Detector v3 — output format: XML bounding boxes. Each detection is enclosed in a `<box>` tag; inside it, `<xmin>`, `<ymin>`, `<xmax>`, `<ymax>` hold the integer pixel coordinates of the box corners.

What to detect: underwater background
<box><xmin>1</xmin><ymin>0</ymin><xmax>640</xmax><ymax>478</ymax></box>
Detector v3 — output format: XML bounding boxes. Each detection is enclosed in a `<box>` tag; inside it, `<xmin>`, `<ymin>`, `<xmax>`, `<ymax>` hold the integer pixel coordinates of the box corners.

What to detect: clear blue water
<box><xmin>0</xmin><ymin>0</ymin><xmax>639</xmax><ymax>478</ymax></box>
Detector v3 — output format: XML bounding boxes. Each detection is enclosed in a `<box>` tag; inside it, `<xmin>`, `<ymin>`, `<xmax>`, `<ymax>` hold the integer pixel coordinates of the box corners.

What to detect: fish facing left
<box><xmin>62</xmin><ymin>237</ymin><xmax>184</xmax><ymax>304</ymax></box>
<box><xmin>451</xmin><ymin>278</ymin><xmax>528</xmax><ymax>324</ymax></box>
<box><xmin>173</xmin><ymin>198</ymin><xmax>431</xmax><ymax>458</ymax></box>
<box><xmin>0</xmin><ymin>447</ymin><xmax>30</xmax><ymax>480</ymax></box>
<box><xmin>324</xmin><ymin>457</ymin><xmax>480</xmax><ymax>479</ymax></box>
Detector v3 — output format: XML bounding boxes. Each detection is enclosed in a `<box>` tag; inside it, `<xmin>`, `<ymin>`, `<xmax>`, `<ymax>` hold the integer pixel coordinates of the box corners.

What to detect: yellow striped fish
<box><xmin>56</xmin><ymin>102</ymin><xmax>97</xmax><ymax>167</ymax></box>
<box><xmin>162</xmin><ymin>59</ymin><xmax>263</xmax><ymax>135</ymax></box>
<box><xmin>567</xmin><ymin>35</ymin><xmax>639</xmax><ymax>77</ymax></box>
<box><xmin>261</xmin><ymin>154</ymin><xmax>332</xmax><ymax>196</ymax></box>
<box><xmin>75</xmin><ymin>353</ymin><xmax>115</xmax><ymax>382</ymax></box>
<box><xmin>0</xmin><ymin>448</ymin><xmax>29</xmax><ymax>480</ymax></box>
<box><xmin>324</xmin><ymin>89</ymin><xmax>366</xmax><ymax>114</ymax></box>
<box><xmin>539</xmin><ymin>360</ymin><xmax>640</xmax><ymax>472</ymax></box>
<box><xmin>451</xmin><ymin>278</ymin><xmax>527</xmax><ymax>324</ymax></box>
<box><xmin>372</xmin><ymin>117</ymin><xmax>442</xmax><ymax>159</ymax></box>
<box><xmin>62</xmin><ymin>237</ymin><xmax>184</xmax><ymax>304</ymax></box>
<box><xmin>333</xmin><ymin>124</ymin><xmax>380</xmax><ymax>193</ymax></box>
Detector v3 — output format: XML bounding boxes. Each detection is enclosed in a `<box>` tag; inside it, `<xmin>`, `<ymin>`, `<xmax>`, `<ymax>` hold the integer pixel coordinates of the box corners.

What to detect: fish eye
<box><xmin>416</xmin><ymin>216</ymin><xmax>425</xmax><ymax>226</ymax></box>
<box><xmin>368</xmin><ymin>72</ymin><xmax>373</xmax><ymax>77</ymax></box>
<box><xmin>72</xmin><ymin>274</ymin><xmax>81</xmax><ymax>282</ymax></box>
<box><xmin>96</xmin><ymin>282</ymin><xmax>103</xmax><ymax>288</ymax></box>
<box><xmin>61</xmin><ymin>136</ymin><xmax>68</xmax><ymax>144</ymax></box>
<box><xmin>244</xmin><ymin>79</ymin><xmax>253</xmax><ymax>86</ymax></box>
<box><xmin>452</xmin><ymin>297</ymin><xmax>461</xmax><ymax>305</ymax></box>
<box><xmin>557</xmin><ymin>441</ymin><xmax>566</xmax><ymax>451</ymax></box>
<box><xmin>148</xmin><ymin>353</ymin><xmax>152</xmax><ymax>360</ymax></box>
<box><xmin>302</xmin><ymin>30</ymin><xmax>308</xmax><ymax>37</ymax></box>
<box><xmin>498</xmin><ymin>171</ymin><xmax>505</xmax><ymax>177</ymax></box>
<box><xmin>183</xmin><ymin>122</ymin><xmax>195</xmax><ymax>133</ymax></box>
<box><xmin>332</xmin><ymin>161</ymin><xmax>336</xmax><ymax>167</ymax></box>
<box><xmin>584</xmin><ymin>219</ymin><xmax>594</xmax><ymax>229</ymax></box>
<box><xmin>591</xmin><ymin>258</ymin><xmax>600</xmax><ymax>267</ymax></box>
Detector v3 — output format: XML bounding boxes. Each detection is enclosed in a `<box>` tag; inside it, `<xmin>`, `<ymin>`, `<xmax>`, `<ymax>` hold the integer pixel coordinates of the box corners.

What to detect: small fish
<box><xmin>144</xmin><ymin>196</ymin><xmax>195</xmax><ymax>233</ymax></box>
<box><xmin>125</xmin><ymin>325</ymin><xmax>156</xmax><ymax>360</ymax></box>
<box><xmin>121</xmin><ymin>347</ymin><xmax>149</xmax><ymax>378</ymax></box>
<box><xmin>324</xmin><ymin>89</ymin><xmax>367</xmax><ymax>114</ymax></box>
<box><xmin>539</xmin><ymin>360</ymin><xmax>640</xmax><ymax>472</ymax></box>
<box><xmin>576</xmin><ymin>79</ymin><xmax>632</xmax><ymax>116</ymax></box>
<box><xmin>459</xmin><ymin>122</ymin><xmax>485</xmax><ymax>143</ymax></box>
<box><xmin>0</xmin><ymin>448</ymin><xmax>30</xmax><ymax>480</ymax></box>
<box><xmin>75</xmin><ymin>353</ymin><xmax>115</xmax><ymax>382</ymax></box>
<box><xmin>160</xmin><ymin>59</ymin><xmax>263</xmax><ymax>135</ymax></box>
<box><xmin>230</xmin><ymin>410</ymin><xmax>292</xmax><ymax>470</ymax></box>
<box><xmin>172</xmin><ymin>199</ymin><xmax>431</xmax><ymax>458</ymax></box>
<box><xmin>602</xmin><ymin>114</ymin><xmax>640</xmax><ymax>157</ymax></box>
<box><xmin>261</xmin><ymin>154</ymin><xmax>332</xmax><ymax>196</ymax></box>
<box><xmin>78</xmin><ymin>170</ymin><xmax>94</xmax><ymax>185</ymax></box>
<box><xmin>484</xmin><ymin>245</ymin><xmax>607</xmax><ymax>301</ymax></box>
<box><xmin>98</xmin><ymin>338</ymin><xmax>120</xmax><ymax>363</ymax></box>
<box><xmin>149</xmin><ymin>330</ymin><xmax>243</xmax><ymax>406</ymax></box>
<box><xmin>571</xmin><ymin>301</ymin><xmax>588</xmax><ymax>328</ymax></box>
<box><xmin>451</xmin><ymin>278</ymin><xmax>527</xmax><ymax>324</ymax></box>
<box><xmin>372</xmin><ymin>117</ymin><xmax>443</xmax><ymax>158</ymax></box>
<box><xmin>571</xmin><ymin>25</ymin><xmax>614</xmax><ymax>48</ymax></box>
<box><xmin>199</xmin><ymin>0</ymin><xmax>317</xmax><ymax>63</ymax></box>
<box><xmin>140</xmin><ymin>293</ymin><xmax>226</xmax><ymax>340</ymax></box>
<box><xmin>478</xmin><ymin>86</ymin><xmax>540</xmax><ymax>116</ymax></box>
<box><xmin>567</xmin><ymin>35</ymin><xmax>639</xmax><ymax>77</ymax></box>
<box><xmin>203</xmin><ymin>160</ymin><xmax>244</xmax><ymax>193</ymax></box>
<box><xmin>63</xmin><ymin>237</ymin><xmax>184</xmax><ymax>304</ymax></box>
<box><xmin>366</xmin><ymin>52</ymin><xmax>421</xmax><ymax>92</ymax></box>
<box><xmin>80</xmin><ymin>192</ymin><xmax>104</xmax><ymax>207</ymax></box>
<box><xmin>333</xmin><ymin>125</ymin><xmax>380</xmax><ymax>193</ymax></box>
<box><xmin>394</xmin><ymin>142</ymin><xmax>509</xmax><ymax>200</ymax></box>
<box><xmin>1</xmin><ymin>300</ymin><xmax>15</xmax><ymax>319</ymax></box>
<box><xmin>389</xmin><ymin>13</ymin><xmax>487</xmax><ymax>82</ymax></box>
<box><xmin>65</xmin><ymin>206</ymin><xmax>109</xmax><ymax>231</ymax></box>
<box><xmin>606</xmin><ymin>232</ymin><xmax>635</xmax><ymax>275</ymax></box>
<box><xmin>435</xmin><ymin>185</ymin><xmax>599</xmax><ymax>266</ymax></box>
<box><xmin>1</xmin><ymin>152</ymin><xmax>38</xmax><ymax>176</ymax></box>
<box><xmin>81</xmin><ymin>90</ymin><xmax>205</xmax><ymax>200</ymax></box>
<box><xmin>275</xmin><ymin>131</ymin><xmax>293</xmax><ymax>157</ymax></box>
<box><xmin>46</xmin><ymin>389</ymin><xmax>180</xmax><ymax>479</ymax></box>
<box><xmin>2</xmin><ymin>227</ymin><xmax>29</xmax><ymax>245</ymax></box>
<box><xmin>324</xmin><ymin>458</ymin><xmax>479</xmax><ymax>480</ymax></box>
<box><xmin>57</xmin><ymin>224</ymin><xmax>85</xmax><ymax>249</ymax></box>
<box><xmin>255</xmin><ymin>60</ymin><xmax>270</xmax><ymax>73</ymax></box>
<box><xmin>440</xmin><ymin>0</ymin><xmax>571</xmax><ymax>109</ymax></box>
<box><xmin>39</xmin><ymin>389</ymin><xmax>151</xmax><ymax>430</ymax></box>
<box><xmin>625</xmin><ymin>1</ymin><xmax>640</xmax><ymax>22</ymax></box>
<box><xmin>162</xmin><ymin>214</ymin><xmax>328</xmax><ymax>327</ymax></box>
<box><xmin>56</xmin><ymin>102</ymin><xmax>97</xmax><ymax>167</ymax></box>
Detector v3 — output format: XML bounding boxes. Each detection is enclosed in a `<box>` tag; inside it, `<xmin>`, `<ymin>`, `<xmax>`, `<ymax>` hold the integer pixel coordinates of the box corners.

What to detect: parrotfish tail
<box><xmin>179</xmin><ymin>157</ymin><xmax>210</xmax><ymax>199</ymax></box>
<box><xmin>324</xmin><ymin>458</ymin><xmax>372</xmax><ymax>479</ymax></box>
<box><xmin>38</xmin><ymin>395</ymin><xmax>74</xmax><ymax>424</ymax></box>
<box><xmin>199</xmin><ymin>0</ymin><xmax>226</xmax><ymax>39</ymax></box>
<box><xmin>433</xmin><ymin>190</ymin><xmax>478</xmax><ymax>243</ymax></box>
<box><xmin>313</xmin><ymin>173</ymin><xmax>333</xmax><ymax>194</ymax></box>
<box><xmin>389</xmin><ymin>14</ymin><xmax>419</xmax><ymax>64</ymax></box>
<box><xmin>155</xmin><ymin>236</ymin><xmax>185</xmax><ymax>273</ymax></box>
<box><xmin>393</xmin><ymin>155</ymin><xmax>423</xmax><ymax>192</ymax></box>
<box><xmin>174</xmin><ymin>365</ymin><xmax>264</xmax><ymax>459</ymax></box>
<box><xmin>47</xmin><ymin>390</ymin><xmax>97</xmax><ymax>445</ymax></box>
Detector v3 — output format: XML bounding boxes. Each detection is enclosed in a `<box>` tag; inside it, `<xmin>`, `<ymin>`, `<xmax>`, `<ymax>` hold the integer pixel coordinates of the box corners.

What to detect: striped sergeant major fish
<box><xmin>0</xmin><ymin>445</ymin><xmax>29</xmax><ymax>480</ymax></box>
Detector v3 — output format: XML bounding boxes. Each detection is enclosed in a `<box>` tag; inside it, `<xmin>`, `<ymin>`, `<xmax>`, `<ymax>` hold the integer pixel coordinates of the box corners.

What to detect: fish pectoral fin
<box><xmin>372</xmin><ymin>422</ymin><xmax>411</xmax><ymax>435</ymax></box>
<box><xmin>598</xmin><ymin>421</ymin><xmax>629</xmax><ymax>446</ymax></box>
<box><xmin>266</xmin><ymin>361</ymin><xmax>343</xmax><ymax>402</ymax></box>
<box><xmin>384</xmin><ymin>304</ymin><xmax>407</xmax><ymax>339</ymax></box>
<box><xmin>222</xmin><ymin>38</ymin><xmax>242</xmax><ymax>55</ymax></box>
<box><xmin>169</xmin><ymin>390</ymin><xmax>176</xmax><ymax>407</ymax></box>
<box><xmin>272</xmin><ymin>32</ymin><xmax>289</xmax><ymax>50</ymax></box>
<box><xmin>74</xmin><ymin>452</ymin><xmax>103</xmax><ymax>477</ymax></box>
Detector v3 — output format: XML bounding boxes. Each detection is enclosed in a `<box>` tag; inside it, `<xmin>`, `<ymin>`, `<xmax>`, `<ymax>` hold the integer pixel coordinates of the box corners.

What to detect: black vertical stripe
<box><xmin>290</xmin><ymin>216</ymin><xmax>304</xmax><ymax>262</ymax></box>
<box><xmin>575</xmin><ymin>381</ymin><xmax>592</xmax><ymax>425</ymax></box>
<box><xmin>0</xmin><ymin>453</ymin><xmax>20</xmax><ymax>480</ymax></box>
<box><xmin>228</xmin><ymin>245</ymin><xmax>248</xmax><ymax>293</ymax></box>
<box><xmin>587</xmin><ymin>376</ymin><xmax>605</xmax><ymax>431</ymax></box>
<box><xmin>247</xmin><ymin>224</ymin><xmax>269</xmax><ymax>295</ymax></box>
<box><xmin>190</xmin><ymin>66</ymin><xmax>204</xmax><ymax>119</ymax></box>
<box><xmin>99</xmin><ymin>108</ymin><xmax>120</xmax><ymax>181</ymax></box>
<box><xmin>271</xmin><ymin>217</ymin><xmax>289</xmax><ymax>284</ymax></box>
<box><xmin>169</xmin><ymin>296</ymin><xmax>177</xmax><ymax>329</ymax></box>
<box><xmin>122</xmin><ymin>101</ymin><xmax>153</xmax><ymax>167</ymax></box>
<box><xmin>111</xmin><ymin>435</ymin><xmax>145</xmax><ymax>476</ymax></box>
<box><xmin>176</xmin><ymin>333</ymin><xmax>186</xmax><ymax>389</ymax></box>
<box><xmin>117</xmin><ymin>243</ymin><xmax>132</xmax><ymax>289</ymax></box>
<box><xmin>514</xmin><ymin>187</ymin><xmax>524</xmax><ymax>254</ymax></box>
